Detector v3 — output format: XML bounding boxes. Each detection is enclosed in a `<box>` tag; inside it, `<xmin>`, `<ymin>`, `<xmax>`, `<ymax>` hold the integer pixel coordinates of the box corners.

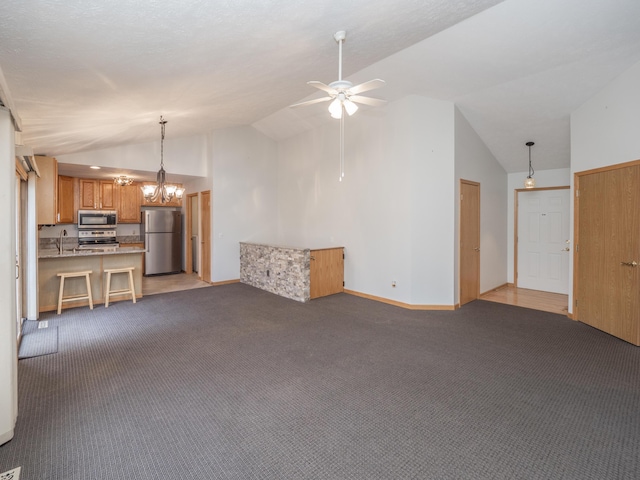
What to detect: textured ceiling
<box><xmin>2</xmin><ymin>0</ymin><xmax>640</xmax><ymax>174</ymax></box>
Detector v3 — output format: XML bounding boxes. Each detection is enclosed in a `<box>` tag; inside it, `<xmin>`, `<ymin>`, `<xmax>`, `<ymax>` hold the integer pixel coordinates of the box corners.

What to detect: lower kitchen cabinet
<box><xmin>310</xmin><ymin>247</ymin><xmax>344</xmax><ymax>299</ymax></box>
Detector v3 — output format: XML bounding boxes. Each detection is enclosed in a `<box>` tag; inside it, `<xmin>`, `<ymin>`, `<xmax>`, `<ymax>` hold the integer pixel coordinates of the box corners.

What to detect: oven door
<box><xmin>77</xmin><ymin>210</ymin><xmax>117</xmax><ymax>229</ymax></box>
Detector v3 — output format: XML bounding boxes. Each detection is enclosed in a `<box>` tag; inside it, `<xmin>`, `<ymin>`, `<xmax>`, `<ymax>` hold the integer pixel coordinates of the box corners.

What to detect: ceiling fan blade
<box><xmin>349</xmin><ymin>79</ymin><xmax>385</xmax><ymax>95</ymax></box>
<box><xmin>290</xmin><ymin>96</ymin><xmax>332</xmax><ymax>108</ymax></box>
<box><xmin>349</xmin><ymin>95</ymin><xmax>387</xmax><ymax>107</ymax></box>
<box><xmin>308</xmin><ymin>81</ymin><xmax>337</xmax><ymax>95</ymax></box>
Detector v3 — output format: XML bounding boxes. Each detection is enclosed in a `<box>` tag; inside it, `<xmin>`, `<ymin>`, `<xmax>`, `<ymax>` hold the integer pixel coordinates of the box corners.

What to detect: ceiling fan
<box><xmin>290</xmin><ymin>30</ymin><xmax>386</xmax><ymax>180</ymax></box>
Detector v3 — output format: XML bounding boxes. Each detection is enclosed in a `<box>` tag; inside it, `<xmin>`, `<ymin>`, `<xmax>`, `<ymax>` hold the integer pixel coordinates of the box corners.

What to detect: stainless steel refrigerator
<box><xmin>142</xmin><ymin>209</ymin><xmax>182</xmax><ymax>275</ymax></box>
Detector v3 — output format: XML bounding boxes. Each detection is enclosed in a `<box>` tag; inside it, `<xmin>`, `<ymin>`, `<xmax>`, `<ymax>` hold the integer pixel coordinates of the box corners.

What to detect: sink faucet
<box><xmin>58</xmin><ymin>229</ymin><xmax>67</xmax><ymax>254</ymax></box>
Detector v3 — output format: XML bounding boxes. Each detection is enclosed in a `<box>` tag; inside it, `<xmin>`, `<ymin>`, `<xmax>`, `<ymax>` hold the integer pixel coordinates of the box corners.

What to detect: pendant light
<box><xmin>140</xmin><ymin>116</ymin><xmax>185</xmax><ymax>203</ymax></box>
<box><xmin>524</xmin><ymin>141</ymin><xmax>536</xmax><ymax>189</ymax></box>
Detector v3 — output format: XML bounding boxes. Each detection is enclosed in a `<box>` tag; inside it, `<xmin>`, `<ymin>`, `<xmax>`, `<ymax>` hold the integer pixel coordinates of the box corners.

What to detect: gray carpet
<box><xmin>17</xmin><ymin>321</ymin><xmax>58</xmax><ymax>359</ymax></box>
<box><xmin>1</xmin><ymin>283</ymin><xmax>638</xmax><ymax>479</ymax></box>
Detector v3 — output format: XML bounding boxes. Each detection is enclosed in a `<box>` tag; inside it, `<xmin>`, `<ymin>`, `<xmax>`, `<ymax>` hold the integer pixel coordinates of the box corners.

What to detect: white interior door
<box><xmin>517</xmin><ymin>188</ymin><xmax>570</xmax><ymax>294</ymax></box>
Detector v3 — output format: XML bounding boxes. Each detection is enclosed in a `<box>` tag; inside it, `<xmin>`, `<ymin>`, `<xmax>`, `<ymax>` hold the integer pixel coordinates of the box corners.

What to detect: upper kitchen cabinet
<box><xmin>36</xmin><ymin>155</ymin><xmax>58</xmax><ymax>225</ymax></box>
<box><xmin>57</xmin><ymin>175</ymin><xmax>76</xmax><ymax>224</ymax></box>
<box><xmin>117</xmin><ymin>182</ymin><xmax>142</xmax><ymax>223</ymax></box>
<box><xmin>140</xmin><ymin>182</ymin><xmax>184</xmax><ymax>207</ymax></box>
<box><xmin>80</xmin><ymin>179</ymin><xmax>115</xmax><ymax>210</ymax></box>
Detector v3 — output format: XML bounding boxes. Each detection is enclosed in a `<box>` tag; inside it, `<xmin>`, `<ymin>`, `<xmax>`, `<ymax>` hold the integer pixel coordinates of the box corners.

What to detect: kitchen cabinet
<box><xmin>141</xmin><ymin>182</ymin><xmax>184</xmax><ymax>207</ymax></box>
<box><xmin>117</xmin><ymin>182</ymin><xmax>142</xmax><ymax>223</ymax></box>
<box><xmin>36</xmin><ymin>155</ymin><xmax>58</xmax><ymax>225</ymax></box>
<box><xmin>310</xmin><ymin>247</ymin><xmax>344</xmax><ymax>299</ymax></box>
<box><xmin>80</xmin><ymin>179</ymin><xmax>115</xmax><ymax>210</ymax></box>
<box><xmin>57</xmin><ymin>175</ymin><xmax>76</xmax><ymax>224</ymax></box>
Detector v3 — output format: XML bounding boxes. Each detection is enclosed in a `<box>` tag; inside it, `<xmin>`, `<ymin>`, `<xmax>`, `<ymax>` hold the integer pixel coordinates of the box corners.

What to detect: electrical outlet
<box><xmin>1</xmin><ymin>466</ymin><xmax>21</xmax><ymax>480</ymax></box>
<box><xmin>38</xmin><ymin>320</ymin><xmax>48</xmax><ymax>329</ymax></box>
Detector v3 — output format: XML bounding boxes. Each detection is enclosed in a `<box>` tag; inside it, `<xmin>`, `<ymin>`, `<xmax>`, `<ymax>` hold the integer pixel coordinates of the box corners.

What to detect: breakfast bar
<box><xmin>38</xmin><ymin>247</ymin><xmax>144</xmax><ymax>313</ymax></box>
<box><xmin>240</xmin><ymin>242</ymin><xmax>344</xmax><ymax>302</ymax></box>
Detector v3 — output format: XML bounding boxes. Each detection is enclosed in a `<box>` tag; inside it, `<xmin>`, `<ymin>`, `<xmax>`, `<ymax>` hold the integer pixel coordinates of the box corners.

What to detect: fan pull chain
<box><xmin>339</xmin><ymin>110</ymin><xmax>345</xmax><ymax>181</ymax></box>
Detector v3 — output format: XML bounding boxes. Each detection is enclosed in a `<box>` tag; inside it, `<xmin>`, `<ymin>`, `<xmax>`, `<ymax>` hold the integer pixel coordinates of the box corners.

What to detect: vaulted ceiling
<box><xmin>2</xmin><ymin>0</ymin><xmax>640</xmax><ymax>173</ymax></box>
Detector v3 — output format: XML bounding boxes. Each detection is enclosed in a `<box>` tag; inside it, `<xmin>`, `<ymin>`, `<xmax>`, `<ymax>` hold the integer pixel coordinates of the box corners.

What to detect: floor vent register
<box><xmin>0</xmin><ymin>467</ymin><xmax>21</xmax><ymax>480</ymax></box>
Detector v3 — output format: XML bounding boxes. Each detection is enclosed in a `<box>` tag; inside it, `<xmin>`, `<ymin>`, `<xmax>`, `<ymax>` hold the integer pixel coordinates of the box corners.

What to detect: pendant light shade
<box><xmin>329</xmin><ymin>98</ymin><xmax>343</xmax><ymax>119</ymax></box>
<box><xmin>524</xmin><ymin>141</ymin><xmax>536</xmax><ymax>189</ymax></box>
<box><xmin>141</xmin><ymin>116</ymin><xmax>185</xmax><ymax>203</ymax></box>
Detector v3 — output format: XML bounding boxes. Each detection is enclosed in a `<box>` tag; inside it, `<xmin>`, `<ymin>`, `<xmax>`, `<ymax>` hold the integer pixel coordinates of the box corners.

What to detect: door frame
<box><xmin>200</xmin><ymin>190</ymin><xmax>211</xmax><ymax>284</ymax></box>
<box><xmin>514</xmin><ymin>185</ymin><xmax>570</xmax><ymax>289</ymax></box>
<box><xmin>185</xmin><ymin>192</ymin><xmax>198</xmax><ymax>276</ymax></box>
<box><xmin>573</xmin><ymin>159</ymin><xmax>640</xmax><ymax>321</ymax></box>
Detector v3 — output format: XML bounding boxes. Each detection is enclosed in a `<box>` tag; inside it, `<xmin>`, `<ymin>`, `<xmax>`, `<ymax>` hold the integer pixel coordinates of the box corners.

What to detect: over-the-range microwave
<box><xmin>77</xmin><ymin>210</ymin><xmax>117</xmax><ymax>229</ymax></box>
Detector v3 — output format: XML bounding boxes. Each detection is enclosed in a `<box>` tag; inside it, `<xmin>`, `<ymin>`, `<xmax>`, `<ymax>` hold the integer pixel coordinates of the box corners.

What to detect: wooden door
<box><xmin>310</xmin><ymin>248</ymin><xmax>344</xmax><ymax>299</ymax></box>
<box><xmin>460</xmin><ymin>180</ymin><xmax>480</xmax><ymax>306</ymax></box>
<box><xmin>516</xmin><ymin>188</ymin><xmax>570</xmax><ymax>294</ymax></box>
<box><xmin>57</xmin><ymin>175</ymin><xmax>76</xmax><ymax>224</ymax></box>
<box><xmin>117</xmin><ymin>183</ymin><xmax>141</xmax><ymax>223</ymax></box>
<box><xmin>79</xmin><ymin>179</ymin><xmax>97</xmax><ymax>209</ymax></box>
<box><xmin>201</xmin><ymin>191</ymin><xmax>211</xmax><ymax>283</ymax></box>
<box><xmin>575</xmin><ymin>162</ymin><xmax>640</xmax><ymax>345</ymax></box>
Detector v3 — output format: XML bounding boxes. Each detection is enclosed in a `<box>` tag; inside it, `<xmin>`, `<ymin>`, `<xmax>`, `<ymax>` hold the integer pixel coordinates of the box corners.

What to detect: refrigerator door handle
<box><xmin>145</xmin><ymin>211</ymin><xmax>151</xmax><ymax>253</ymax></box>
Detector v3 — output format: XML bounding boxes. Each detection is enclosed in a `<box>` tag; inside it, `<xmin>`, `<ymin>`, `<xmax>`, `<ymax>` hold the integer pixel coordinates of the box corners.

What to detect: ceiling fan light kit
<box><xmin>290</xmin><ymin>30</ymin><xmax>386</xmax><ymax>180</ymax></box>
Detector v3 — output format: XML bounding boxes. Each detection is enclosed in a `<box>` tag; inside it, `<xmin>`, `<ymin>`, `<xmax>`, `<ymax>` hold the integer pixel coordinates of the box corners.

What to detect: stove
<box><xmin>78</xmin><ymin>230</ymin><xmax>119</xmax><ymax>249</ymax></box>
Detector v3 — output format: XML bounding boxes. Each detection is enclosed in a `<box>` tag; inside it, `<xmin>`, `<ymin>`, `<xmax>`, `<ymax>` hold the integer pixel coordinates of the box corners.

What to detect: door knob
<box><xmin>620</xmin><ymin>260</ymin><xmax>638</xmax><ymax>267</ymax></box>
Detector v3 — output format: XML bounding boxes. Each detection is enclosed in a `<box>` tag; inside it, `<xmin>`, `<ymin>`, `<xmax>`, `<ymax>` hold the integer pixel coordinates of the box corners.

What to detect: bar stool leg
<box><xmin>105</xmin><ymin>271</ymin><xmax>112</xmax><ymax>308</ymax></box>
<box><xmin>85</xmin><ymin>273</ymin><xmax>94</xmax><ymax>310</ymax></box>
<box><xmin>57</xmin><ymin>275</ymin><xmax>66</xmax><ymax>315</ymax></box>
<box><xmin>128</xmin><ymin>269</ymin><xmax>136</xmax><ymax>304</ymax></box>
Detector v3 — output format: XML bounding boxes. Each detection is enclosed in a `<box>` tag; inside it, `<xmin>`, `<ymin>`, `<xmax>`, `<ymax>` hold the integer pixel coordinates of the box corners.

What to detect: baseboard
<box><xmin>344</xmin><ymin>289</ymin><xmax>458</xmax><ymax>310</ymax></box>
<box><xmin>211</xmin><ymin>279</ymin><xmax>240</xmax><ymax>286</ymax></box>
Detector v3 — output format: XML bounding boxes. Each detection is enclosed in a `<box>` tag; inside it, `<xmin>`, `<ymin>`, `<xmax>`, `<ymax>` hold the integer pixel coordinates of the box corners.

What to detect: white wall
<box><xmin>276</xmin><ymin>95</ymin><xmax>460</xmax><ymax>306</ymax></box>
<box><xmin>455</xmin><ymin>108</ymin><xmax>509</xmax><ymax>297</ymax></box>
<box><xmin>210</xmin><ymin>126</ymin><xmax>278</xmax><ymax>282</ymax></box>
<box><xmin>0</xmin><ymin>107</ymin><xmax>17</xmax><ymax>445</ymax></box>
<box><xmin>408</xmin><ymin>98</ymin><xmax>456</xmax><ymax>305</ymax></box>
<box><xmin>571</xmin><ymin>60</ymin><xmax>640</xmax><ymax>172</ymax></box>
<box><xmin>506</xmin><ymin>168</ymin><xmax>570</xmax><ymax>284</ymax></box>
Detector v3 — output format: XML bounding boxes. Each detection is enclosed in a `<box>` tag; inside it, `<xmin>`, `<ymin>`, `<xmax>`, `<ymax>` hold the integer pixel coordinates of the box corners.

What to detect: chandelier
<box><xmin>140</xmin><ymin>116</ymin><xmax>185</xmax><ymax>203</ymax></box>
<box><xmin>524</xmin><ymin>141</ymin><xmax>536</xmax><ymax>189</ymax></box>
<box><xmin>114</xmin><ymin>175</ymin><xmax>133</xmax><ymax>186</ymax></box>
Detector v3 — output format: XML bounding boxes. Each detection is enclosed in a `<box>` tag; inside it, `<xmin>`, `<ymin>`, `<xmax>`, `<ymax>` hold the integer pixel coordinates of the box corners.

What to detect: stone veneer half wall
<box><xmin>240</xmin><ymin>242</ymin><xmax>310</xmax><ymax>302</ymax></box>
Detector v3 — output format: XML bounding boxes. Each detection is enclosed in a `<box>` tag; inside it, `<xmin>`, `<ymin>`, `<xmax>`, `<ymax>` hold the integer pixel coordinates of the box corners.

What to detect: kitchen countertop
<box><xmin>39</xmin><ymin>246</ymin><xmax>144</xmax><ymax>259</ymax></box>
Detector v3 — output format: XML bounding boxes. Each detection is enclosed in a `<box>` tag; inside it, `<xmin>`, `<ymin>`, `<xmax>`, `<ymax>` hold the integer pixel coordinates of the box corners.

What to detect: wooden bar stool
<box><xmin>57</xmin><ymin>270</ymin><xmax>94</xmax><ymax>315</ymax></box>
<box><xmin>104</xmin><ymin>267</ymin><xmax>136</xmax><ymax>308</ymax></box>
